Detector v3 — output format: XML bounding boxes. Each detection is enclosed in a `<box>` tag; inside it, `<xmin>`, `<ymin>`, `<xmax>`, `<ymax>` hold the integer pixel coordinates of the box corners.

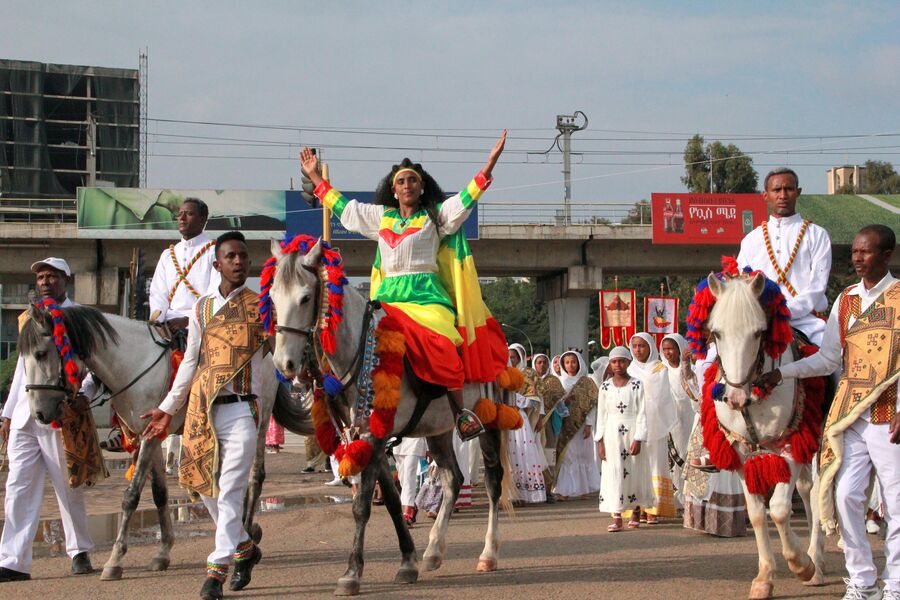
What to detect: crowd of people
<box><xmin>0</xmin><ymin>154</ymin><xmax>896</xmax><ymax>600</ymax></box>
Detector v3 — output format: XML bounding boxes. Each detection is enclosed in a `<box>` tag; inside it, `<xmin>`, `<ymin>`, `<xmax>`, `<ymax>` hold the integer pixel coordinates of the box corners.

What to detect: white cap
<box><xmin>30</xmin><ymin>257</ymin><xmax>71</xmax><ymax>277</ymax></box>
<box><xmin>608</xmin><ymin>346</ymin><xmax>632</xmax><ymax>361</ymax></box>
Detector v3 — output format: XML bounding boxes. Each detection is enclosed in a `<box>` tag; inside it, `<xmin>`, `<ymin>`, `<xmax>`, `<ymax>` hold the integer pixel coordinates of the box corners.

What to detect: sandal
<box><xmin>646</xmin><ymin>514</ymin><xmax>659</xmax><ymax>525</ymax></box>
<box><xmin>689</xmin><ymin>456</ymin><xmax>720</xmax><ymax>473</ymax></box>
<box><xmin>627</xmin><ymin>517</ymin><xmax>640</xmax><ymax>529</ymax></box>
<box><xmin>608</xmin><ymin>516</ymin><xmax>623</xmax><ymax>532</ymax></box>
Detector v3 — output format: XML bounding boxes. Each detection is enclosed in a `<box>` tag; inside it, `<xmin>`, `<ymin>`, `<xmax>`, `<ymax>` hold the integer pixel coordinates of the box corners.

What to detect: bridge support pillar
<box><xmin>537</xmin><ymin>266</ymin><xmax>602</xmax><ymax>357</ymax></box>
<box><xmin>74</xmin><ymin>266</ymin><xmax>119</xmax><ymax>308</ymax></box>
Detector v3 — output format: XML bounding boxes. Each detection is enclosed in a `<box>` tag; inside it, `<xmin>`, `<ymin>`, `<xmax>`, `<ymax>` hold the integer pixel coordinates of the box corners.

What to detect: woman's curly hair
<box><xmin>373</xmin><ymin>158</ymin><xmax>446</xmax><ymax>212</ymax></box>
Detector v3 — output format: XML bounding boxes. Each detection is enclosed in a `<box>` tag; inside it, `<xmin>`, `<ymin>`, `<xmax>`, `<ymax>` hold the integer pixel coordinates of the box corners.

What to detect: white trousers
<box><xmin>200</xmin><ymin>402</ymin><xmax>257</xmax><ymax>565</ymax></box>
<box><xmin>0</xmin><ymin>420</ymin><xmax>93</xmax><ymax>573</ymax></box>
<box><xmin>395</xmin><ymin>454</ymin><xmax>422</xmax><ymax>507</ymax></box>
<box><xmin>835</xmin><ymin>417</ymin><xmax>900</xmax><ymax>591</ymax></box>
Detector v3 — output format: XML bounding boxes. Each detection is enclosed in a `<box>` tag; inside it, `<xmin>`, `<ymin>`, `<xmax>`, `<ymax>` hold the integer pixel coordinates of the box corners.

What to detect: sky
<box><xmin>4</xmin><ymin>1</ymin><xmax>900</xmax><ymax>220</ymax></box>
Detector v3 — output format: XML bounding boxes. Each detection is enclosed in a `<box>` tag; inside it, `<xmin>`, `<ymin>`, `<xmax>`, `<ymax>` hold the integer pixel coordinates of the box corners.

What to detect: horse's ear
<box><xmin>749</xmin><ymin>271</ymin><xmax>766</xmax><ymax>297</ymax></box>
<box><xmin>300</xmin><ymin>238</ymin><xmax>323</xmax><ymax>269</ymax></box>
<box><xmin>270</xmin><ymin>238</ymin><xmax>283</xmax><ymax>259</ymax></box>
<box><xmin>706</xmin><ymin>272</ymin><xmax>724</xmax><ymax>298</ymax></box>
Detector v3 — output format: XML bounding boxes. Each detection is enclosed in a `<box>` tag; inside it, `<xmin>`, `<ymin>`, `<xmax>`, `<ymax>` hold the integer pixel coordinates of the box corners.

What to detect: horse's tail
<box><xmin>272</xmin><ymin>383</ymin><xmax>315</xmax><ymax>436</ymax></box>
<box><xmin>498</xmin><ymin>429</ymin><xmax>517</xmax><ymax>516</ymax></box>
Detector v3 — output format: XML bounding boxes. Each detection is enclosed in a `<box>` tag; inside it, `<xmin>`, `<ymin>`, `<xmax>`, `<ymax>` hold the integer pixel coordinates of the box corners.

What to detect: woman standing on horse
<box><xmin>299</xmin><ymin>131</ymin><xmax>509</xmax><ymax>439</ymax></box>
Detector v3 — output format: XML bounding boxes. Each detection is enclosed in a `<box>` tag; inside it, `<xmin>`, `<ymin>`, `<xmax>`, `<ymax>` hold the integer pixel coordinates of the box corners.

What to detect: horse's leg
<box><xmin>422</xmin><ymin>432</ymin><xmax>462</xmax><ymax>572</ymax></box>
<box><xmin>796</xmin><ymin>462</ymin><xmax>825</xmax><ymax>586</ymax></box>
<box><xmin>242</xmin><ymin>433</ymin><xmax>267</xmax><ymax>544</ymax></box>
<box><xmin>147</xmin><ymin>441</ymin><xmax>174</xmax><ymax>571</ymax></box>
<box><xmin>335</xmin><ymin>442</ymin><xmax>384</xmax><ymax>596</ymax></box>
<box><xmin>378</xmin><ymin>447</ymin><xmax>418</xmax><ymax>584</ymax></box>
<box><xmin>100</xmin><ymin>439</ymin><xmax>157</xmax><ymax>581</ymax></box>
<box><xmin>743</xmin><ymin>483</ymin><xmax>777</xmax><ymax>599</ymax></box>
<box><xmin>477</xmin><ymin>428</ymin><xmax>503</xmax><ymax>573</ymax></box>
<box><xmin>770</xmin><ymin>466</ymin><xmax>816</xmax><ymax>583</ymax></box>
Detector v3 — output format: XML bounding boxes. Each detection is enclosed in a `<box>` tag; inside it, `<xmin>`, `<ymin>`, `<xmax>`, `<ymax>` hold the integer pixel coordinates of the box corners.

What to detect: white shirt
<box><xmin>158</xmin><ymin>285</ymin><xmax>267</xmax><ymax>415</ymax></box>
<box><xmin>737</xmin><ymin>213</ymin><xmax>832</xmax><ymax>344</ymax></box>
<box><xmin>149</xmin><ymin>233</ymin><xmax>220</xmax><ymax>322</ymax></box>
<box><xmin>2</xmin><ymin>297</ymin><xmax>97</xmax><ymax>430</ymax></box>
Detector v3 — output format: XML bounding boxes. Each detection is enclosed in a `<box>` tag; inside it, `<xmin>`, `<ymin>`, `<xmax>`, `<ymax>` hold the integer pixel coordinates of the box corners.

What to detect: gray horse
<box><xmin>17</xmin><ymin>303</ymin><xmax>312</xmax><ymax>580</ymax></box>
<box><xmin>268</xmin><ymin>239</ymin><xmax>515</xmax><ymax>596</ymax></box>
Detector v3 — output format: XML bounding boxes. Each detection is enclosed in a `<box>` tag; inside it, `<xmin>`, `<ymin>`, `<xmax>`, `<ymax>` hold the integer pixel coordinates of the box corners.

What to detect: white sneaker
<box><xmin>842</xmin><ymin>578</ymin><xmax>883</xmax><ymax>600</ymax></box>
<box><xmin>882</xmin><ymin>590</ymin><xmax>900</xmax><ymax>600</ymax></box>
<box><xmin>866</xmin><ymin>519</ymin><xmax>880</xmax><ymax>534</ymax></box>
<box><xmin>324</xmin><ymin>478</ymin><xmax>343</xmax><ymax>487</ymax></box>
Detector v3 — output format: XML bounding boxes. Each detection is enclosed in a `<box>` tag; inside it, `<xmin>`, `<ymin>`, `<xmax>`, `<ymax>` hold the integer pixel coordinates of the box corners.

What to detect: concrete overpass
<box><xmin>1</xmin><ymin>218</ymin><xmax>889</xmax><ymax>356</ymax></box>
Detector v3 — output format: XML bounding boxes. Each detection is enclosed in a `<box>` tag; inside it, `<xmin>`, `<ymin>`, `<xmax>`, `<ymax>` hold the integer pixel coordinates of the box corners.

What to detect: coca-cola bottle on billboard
<box><xmin>673</xmin><ymin>198</ymin><xmax>685</xmax><ymax>233</ymax></box>
<box><xmin>663</xmin><ymin>198</ymin><xmax>674</xmax><ymax>232</ymax></box>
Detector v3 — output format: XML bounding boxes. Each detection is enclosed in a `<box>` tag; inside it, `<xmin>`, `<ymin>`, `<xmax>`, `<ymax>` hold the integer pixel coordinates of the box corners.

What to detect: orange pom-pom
<box><xmin>375</xmin><ymin>330</ymin><xmax>406</xmax><ymax>355</ymax></box>
<box><xmin>124</xmin><ymin>463</ymin><xmax>136</xmax><ymax>481</ymax></box>
<box><xmin>497</xmin><ymin>370</ymin><xmax>511</xmax><ymax>390</ymax></box>
<box><xmin>311</xmin><ymin>398</ymin><xmax>329</xmax><ymax>429</ymax></box>
<box><xmin>338</xmin><ymin>455</ymin><xmax>357</xmax><ymax>477</ymax></box>
<box><xmin>372</xmin><ymin>373</ymin><xmax>401</xmax><ymax>409</ymax></box>
<box><xmin>473</xmin><ymin>398</ymin><xmax>497</xmax><ymax>426</ymax></box>
<box><xmin>494</xmin><ymin>403</ymin><xmax>523</xmax><ymax>430</ymax></box>
<box><xmin>506</xmin><ymin>367</ymin><xmax>525</xmax><ymax>391</ymax></box>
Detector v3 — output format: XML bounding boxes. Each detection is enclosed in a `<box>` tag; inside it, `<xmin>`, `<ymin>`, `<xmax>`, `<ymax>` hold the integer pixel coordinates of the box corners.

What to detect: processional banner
<box><xmin>643</xmin><ymin>295</ymin><xmax>679</xmax><ymax>346</ymax></box>
<box><xmin>599</xmin><ymin>289</ymin><xmax>636</xmax><ymax>349</ymax></box>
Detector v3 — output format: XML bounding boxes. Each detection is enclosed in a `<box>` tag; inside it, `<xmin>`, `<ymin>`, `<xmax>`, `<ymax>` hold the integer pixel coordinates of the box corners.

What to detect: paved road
<box><xmin>0</xmin><ymin>450</ymin><xmax>884</xmax><ymax>599</ymax></box>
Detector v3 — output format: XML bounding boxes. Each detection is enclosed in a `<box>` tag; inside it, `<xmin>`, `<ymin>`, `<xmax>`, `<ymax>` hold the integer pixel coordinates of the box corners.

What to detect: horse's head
<box><xmin>268</xmin><ymin>237</ymin><xmax>323</xmax><ymax>379</ymax></box>
<box><xmin>18</xmin><ymin>305</ymin><xmax>80</xmax><ymax>424</ymax></box>
<box><xmin>707</xmin><ymin>271</ymin><xmax>768</xmax><ymax>408</ymax></box>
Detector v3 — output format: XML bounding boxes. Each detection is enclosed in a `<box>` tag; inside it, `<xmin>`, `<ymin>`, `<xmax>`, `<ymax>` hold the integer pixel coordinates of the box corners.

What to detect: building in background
<box><xmin>827</xmin><ymin>165</ymin><xmax>867</xmax><ymax>194</ymax></box>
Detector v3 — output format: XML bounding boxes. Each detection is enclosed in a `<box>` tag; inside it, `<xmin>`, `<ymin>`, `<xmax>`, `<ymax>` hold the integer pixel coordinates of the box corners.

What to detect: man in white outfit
<box><xmin>146</xmin><ymin>197</ymin><xmax>219</xmax><ymax>470</ymax></box>
<box><xmin>0</xmin><ymin>258</ymin><xmax>95</xmax><ymax>581</ymax></box>
<box><xmin>760</xmin><ymin>225</ymin><xmax>898</xmax><ymax>600</ymax></box>
<box><xmin>736</xmin><ymin>167</ymin><xmax>832</xmax><ymax>345</ymax></box>
<box><xmin>143</xmin><ymin>232</ymin><xmax>265</xmax><ymax>600</ymax></box>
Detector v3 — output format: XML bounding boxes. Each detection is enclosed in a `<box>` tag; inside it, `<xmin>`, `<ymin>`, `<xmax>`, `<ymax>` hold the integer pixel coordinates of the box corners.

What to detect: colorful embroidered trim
<box><xmin>761</xmin><ymin>219</ymin><xmax>810</xmax><ymax>297</ymax></box>
<box><xmin>233</xmin><ymin>540</ymin><xmax>255</xmax><ymax>562</ymax></box>
<box><xmin>258</xmin><ymin>234</ymin><xmax>348</xmax><ymax>355</ymax></box>
<box><xmin>206</xmin><ymin>562</ymin><xmax>228</xmax><ymax>581</ymax></box>
<box><xmin>37</xmin><ymin>298</ymin><xmax>81</xmax><ymax>391</ymax></box>
<box><xmin>167</xmin><ymin>240</ymin><xmax>214</xmax><ymax>301</ymax></box>
<box><xmin>686</xmin><ymin>256</ymin><xmax>792</xmax><ymax>360</ymax></box>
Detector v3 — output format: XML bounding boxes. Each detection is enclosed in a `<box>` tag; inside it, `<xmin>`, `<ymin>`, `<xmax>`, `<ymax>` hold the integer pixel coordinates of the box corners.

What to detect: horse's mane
<box><xmin>707</xmin><ymin>277</ymin><xmax>766</xmax><ymax>336</ymax></box>
<box><xmin>686</xmin><ymin>257</ymin><xmax>792</xmax><ymax>360</ymax></box>
<box><xmin>18</xmin><ymin>306</ymin><xmax>120</xmax><ymax>359</ymax></box>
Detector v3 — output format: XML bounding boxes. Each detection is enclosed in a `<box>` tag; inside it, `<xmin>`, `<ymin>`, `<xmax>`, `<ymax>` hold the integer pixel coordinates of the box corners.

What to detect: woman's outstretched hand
<box><xmin>482</xmin><ymin>129</ymin><xmax>507</xmax><ymax>178</ymax></box>
<box><xmin>299</xmin><ymin>148</ymin><xmax>323</xmax><ymax>187</ymax></box>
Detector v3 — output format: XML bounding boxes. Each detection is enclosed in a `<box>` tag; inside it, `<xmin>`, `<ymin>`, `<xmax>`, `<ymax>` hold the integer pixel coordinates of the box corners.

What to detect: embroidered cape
<box><xmin>554</xmin><ymin>376</ymin><xmax>599</xmax><ymax>469</ymax></box>
<box><xmin>819</xmin><ymin>281</ymin><xmax>900</xmax><ymax>533</ymax></box>
<box><xmin>178</xmin><ymin>288</ymin><xmax>268</xmax><ymax>497</ymax></box>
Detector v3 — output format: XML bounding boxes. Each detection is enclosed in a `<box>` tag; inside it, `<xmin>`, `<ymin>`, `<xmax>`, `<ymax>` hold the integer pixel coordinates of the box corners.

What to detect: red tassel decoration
<box><xmin>743</xmin><ymin>453</ymin><xmax>791</xmax><ymax>496</ymax></box>
<box><xmin>700</xmin><ymin>365</ymin><xmax>742</xmax><ymax>471</ymax></box>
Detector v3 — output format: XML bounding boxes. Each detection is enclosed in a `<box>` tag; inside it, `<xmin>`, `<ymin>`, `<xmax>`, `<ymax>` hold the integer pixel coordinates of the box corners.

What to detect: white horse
<box><xmin>17</xmin><ymin>303</ymin><xmax>311</xmax><ymax>580</ymax></box>
<box><xmin>268</xmin><ymin>238</ymin><xmax>514</xmax><ymax>596</ymax></box>
<box><xmin>702</xmin><ymin>271</ymin><xmax>825</xmax><ymax>599</ymax></box>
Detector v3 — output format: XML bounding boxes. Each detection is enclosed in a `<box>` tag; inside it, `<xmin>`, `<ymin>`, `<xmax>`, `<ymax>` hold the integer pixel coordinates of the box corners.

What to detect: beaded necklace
<box><xmin>761</xmin><ymin>218</ymin><xmax>810</xmax><ymax>297</ymax></box>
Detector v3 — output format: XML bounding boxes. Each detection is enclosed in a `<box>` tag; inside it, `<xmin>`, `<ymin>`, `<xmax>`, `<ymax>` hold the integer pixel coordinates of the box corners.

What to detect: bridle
<box><xmin>273</xmin><ymin>263</ymin><xmax>321</xmax><ymax>344</ymax></box>
<box><xmin>716</xmin><ymin>341</ymin><xmax>766</xmax><ymax>390</ymax></box>
<box><xmin>23</xmin><ymin>353</ymin><xmax>74</xmax><ymax>400</ymax></box>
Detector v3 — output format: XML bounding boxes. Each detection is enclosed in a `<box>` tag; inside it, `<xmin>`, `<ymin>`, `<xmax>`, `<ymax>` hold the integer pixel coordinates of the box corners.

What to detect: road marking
<box><xmin>857</xmin><ymin>194</ymin><xmax>900</xmax><ymax>215</ymax></box>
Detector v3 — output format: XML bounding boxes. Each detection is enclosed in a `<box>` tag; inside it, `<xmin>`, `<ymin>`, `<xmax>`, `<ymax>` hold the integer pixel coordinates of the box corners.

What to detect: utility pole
<box><xmin>555</xmin><ymin>111</ymin><xmax>588</xmax><ymax>224</ymax></box>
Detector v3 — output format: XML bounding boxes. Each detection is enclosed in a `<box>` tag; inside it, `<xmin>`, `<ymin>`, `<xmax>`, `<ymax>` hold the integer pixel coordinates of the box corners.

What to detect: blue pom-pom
<box><xmin>326</xmin><ymin>283</ymin><xmax>344</xmax><ymax>295</ymax></box>
<box><xmin>711</xmin><ymin>383</ymin><xmax>725</xmax><ymax>401</ymax></box>
<box><xmin>742</xmin><ymin>266</ymin><xmax>752</xmax><ymax>273</ymax></box>
<box><xmin>275</xmin><ymin>369</ymin><xmax>289</xmax><ymax>383</ymax></box>
<box><xmin>323</xmin><ymin>373</ymin><xmax>343</xmax><ymax>397</ymax></box>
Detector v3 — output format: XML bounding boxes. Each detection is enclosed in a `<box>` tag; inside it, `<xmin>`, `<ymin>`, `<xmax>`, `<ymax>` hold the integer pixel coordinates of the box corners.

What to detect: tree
<box><xmin>620</xmin><ymin>200</ymin><xmax>651</xmax><ymax>224</ymax></box>
<box><xmin>682</xmin><ymin>134</ymin><xmax>758</xmax><ymax>193</ymax></box>
<box><xmin>862</xmin><ymin>160</ymin><xmax>900</xmax><ymax>194</ymax></box>
<box><xmin>481</xmin><ymin>278</ymin><xmax>550</xmax><ymax>354</ymax></box>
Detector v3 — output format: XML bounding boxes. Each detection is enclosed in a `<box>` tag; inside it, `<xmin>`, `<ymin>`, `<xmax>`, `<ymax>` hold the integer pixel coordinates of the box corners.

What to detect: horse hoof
<box><xmin>748</xmin><ymin>581</ymin><xmax>773</xmax><ymax>599</ymax></box>
<box><xmin>148</xmin><ymin>557</ymin><xmax>170</xmax><ymax>571</ymax></box>
<box><xmin>794</xmin><ymin>559</ymin><xmax>816</xmax><ymax>582</ymax></box>
<box><xmin>476</xmin><ymin>558</ymin><xmax>497</xmax><ymax>572</ymax></box>
<box><xmin>250</xmin><ymin>523</ymin><xmax>263</xmax><ymax>544</ymax></box>
<box><xmin>334</xmin><ymin>577</ymin><xmax>360</xmax><ymax>596</ymax></box>
<box><xmin>100</xmin><ymin>566</ymin><xmax>123</xmax><ymax>581</ymax></box>
<box><xmin>422</xmin><ymin>555</ymin><xmax>442</xmax><ymax>571</ymax></box>
<box><xmin>393</xmin><ymin>567</ymin><xmax>418</xmax><ymax>584</ymax></box>
<box><xmin>802</xmin><ymin>567</ymin><xmax>825</xmax><ymax>587</ymax></box>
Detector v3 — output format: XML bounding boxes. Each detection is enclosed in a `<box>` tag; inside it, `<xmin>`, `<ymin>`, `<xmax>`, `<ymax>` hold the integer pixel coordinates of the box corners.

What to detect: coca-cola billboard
<box><xmin>650</xmin><ymin>193</ymin><xmax>766</xmax><ymax>245</ymax></box>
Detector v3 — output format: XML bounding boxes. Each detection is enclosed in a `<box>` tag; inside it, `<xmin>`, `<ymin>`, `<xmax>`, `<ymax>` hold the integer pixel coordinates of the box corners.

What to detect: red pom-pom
<box><xmin>721</xmin><ymin>255</ymin><xmax>739</xmax><ymax>276</ymax></box>
<box><xmin>334</xmin><ymin>444</ymin><xmax>346</xmax><ymax>462</ymax></box>
<box><xmin>50</xmin><ymin>420</ymin><xmax>63</xmax><ymax>430</ymax></box>
<box><xmin>320</xmin><ymin>328</ymin><xmax>336</xmax><ymax>355</ymax></box>
<box><xmin>370</xmin><ymin>408</ymin><xmax>394</xmax><ymax>439</ymax></box>
<box><xmin>743</xmin><ymin>453</ymin><xmax>791</xmax><ymax>496</ymax></box>
<box><xmin>374</xmin><ymin>353</ymin><xmax>403</xmax><ymax>376</ymax></box>
<box><xmin>316</xmin><ymin>422</ymin><xmax>339</xmax><ymax>456</ymax></box>
<box><xmin>346</xmin><ymin>439</ymin><xmax>373</xmax><ymax>468</ymax></box>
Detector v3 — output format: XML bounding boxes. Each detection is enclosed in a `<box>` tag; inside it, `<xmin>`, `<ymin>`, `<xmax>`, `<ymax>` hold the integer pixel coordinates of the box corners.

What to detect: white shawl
<box><xmin>627</xmin><ymin>332</ymin><xmax>677</xmax><ymax>442</ymax></box>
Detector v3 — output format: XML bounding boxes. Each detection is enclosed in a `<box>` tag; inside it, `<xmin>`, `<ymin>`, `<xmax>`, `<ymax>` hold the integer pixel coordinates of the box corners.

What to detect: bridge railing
<box><xmin>477</xmin><ymin>201</ymin><xmax>650</xmax><ymax>226</ymax></box>
<box><xmin>0</xmin><ymin>197</ymin><xmax>76</xmax><ymax>223</ymax></box>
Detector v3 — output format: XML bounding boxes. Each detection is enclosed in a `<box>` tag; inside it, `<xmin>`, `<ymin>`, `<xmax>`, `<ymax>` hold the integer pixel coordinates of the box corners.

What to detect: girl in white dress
<box><xmin>659</xmin><ymin>333</ymin><xmax>695</xmax><ymax>506</ymax></box>
<box><xmin>553</xmin><ymin>351</ymin><xmax>601</xmax><ymax>498</ymax></box>
<box><xmin>507</xmin><ymin>344</ymin><xmax>546</xmax><ymax>503</ymax></box>
<box><xmin>596</xmin><ymin>347</ymin><xmax>652</xmax><ymax>531</ymax></box>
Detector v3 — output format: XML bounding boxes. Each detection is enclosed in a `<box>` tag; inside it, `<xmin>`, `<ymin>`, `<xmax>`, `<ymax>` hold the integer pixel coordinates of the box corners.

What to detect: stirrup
<box><xmin>456</xmin><ymin>409</ymin><xmax>485</xmax><ymax>441</ymax></box>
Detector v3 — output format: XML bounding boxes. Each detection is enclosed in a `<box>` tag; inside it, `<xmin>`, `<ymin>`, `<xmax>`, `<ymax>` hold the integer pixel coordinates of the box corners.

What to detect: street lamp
<box><xmin>500</xmin><ymin>322</ymin><xmax>533</xmax><ymax>360</ymax></box>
